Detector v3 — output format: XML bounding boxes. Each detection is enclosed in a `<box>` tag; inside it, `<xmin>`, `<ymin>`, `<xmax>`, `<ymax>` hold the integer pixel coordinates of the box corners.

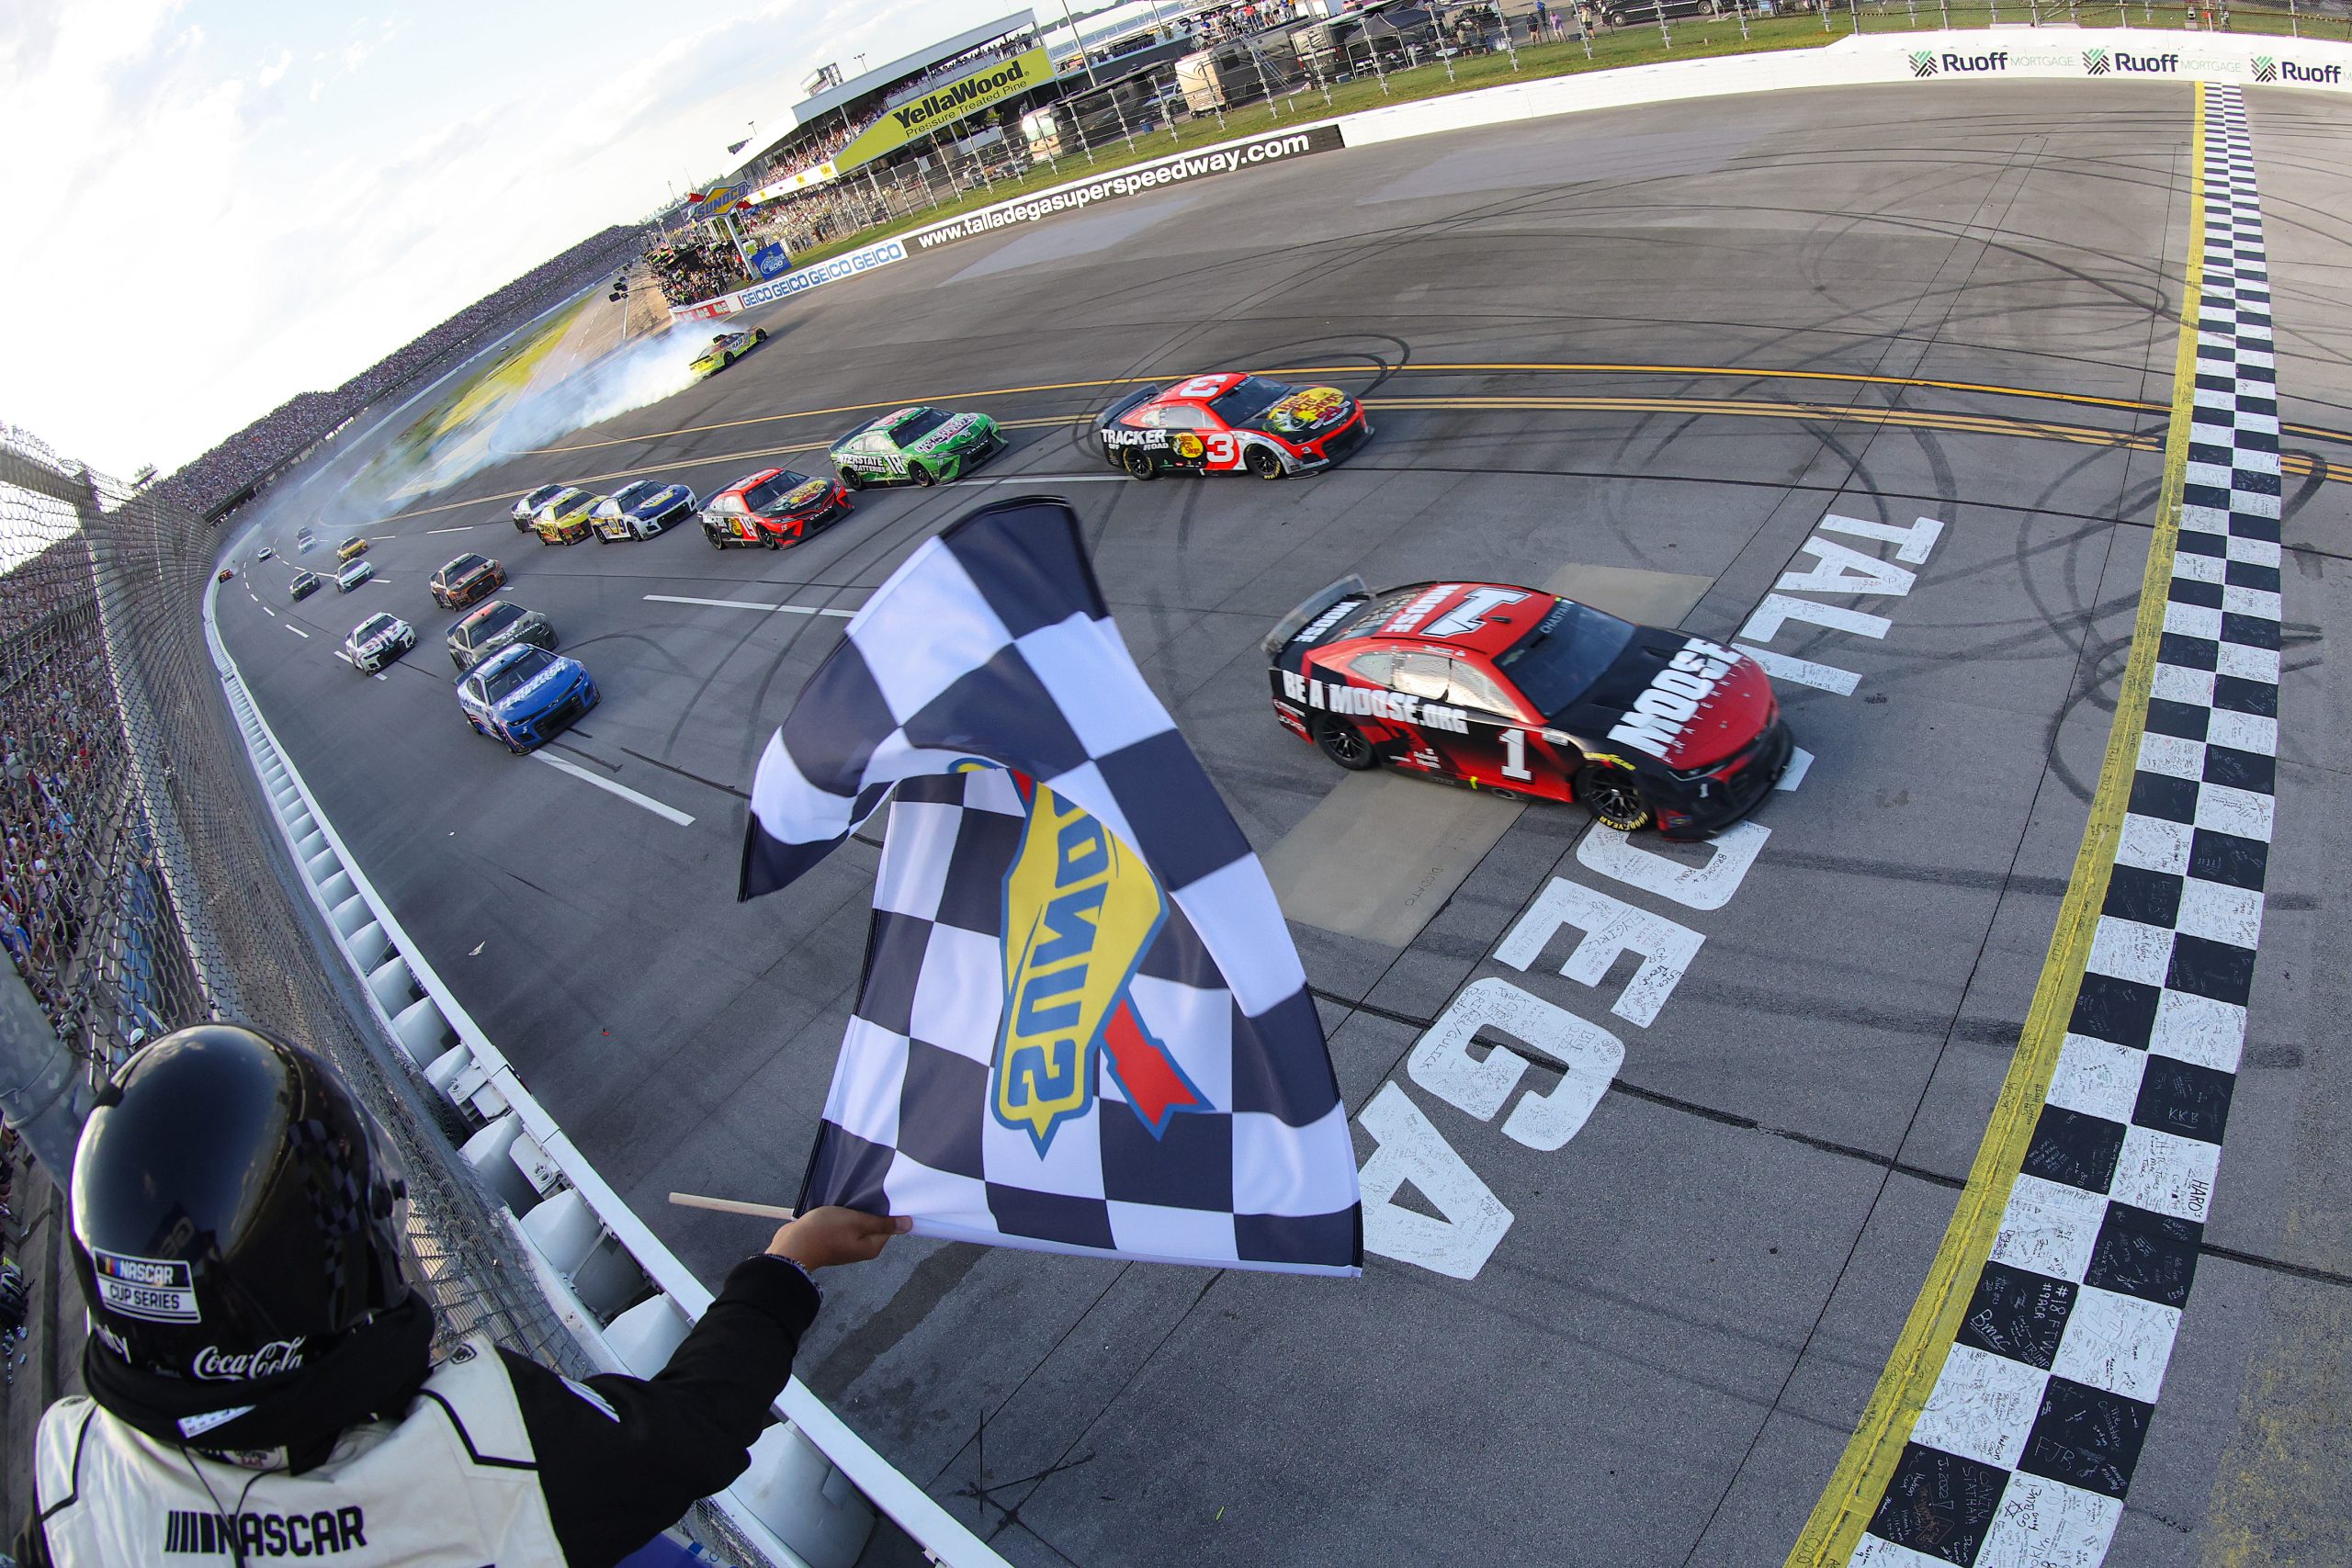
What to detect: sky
<box><xmin>0</xmin><ymin>0</ymin><xmax>1022</xmax><ymax>479</ymax></box>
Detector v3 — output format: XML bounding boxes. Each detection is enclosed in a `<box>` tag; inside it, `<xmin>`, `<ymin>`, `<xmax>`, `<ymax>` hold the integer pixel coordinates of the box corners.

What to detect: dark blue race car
<box><xmin>457</xmin><ymin>644</ymin><xmax>598</xmax><ymax>753</ymax></box>
<box><xmin>592</xmin><ymin>479</ymin><xmax>697</xmax><ymax>541</ymax></box>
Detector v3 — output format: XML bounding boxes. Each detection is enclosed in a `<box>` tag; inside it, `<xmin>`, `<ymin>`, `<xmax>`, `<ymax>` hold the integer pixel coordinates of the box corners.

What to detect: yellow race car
<box><xmin>336</xmin><ymin>535</ymin><xmax>371</xmax><ymax>562</ymax></box>
<box><xmin>691</xmin><ymin>327</ymin><xmax>767</xmax><ymax>378</ymax></box>
<box><xmin>531</xmin><ymin>488</ymin><xmax>599</xmax><ymax>546</ymax></box>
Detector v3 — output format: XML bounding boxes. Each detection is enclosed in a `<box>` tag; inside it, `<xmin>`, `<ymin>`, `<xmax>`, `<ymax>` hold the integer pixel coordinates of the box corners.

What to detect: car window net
<box><xmin>1495</xmin><ymin>601</ymin><xmax>1637</xmax><ymax>714</ymax></box>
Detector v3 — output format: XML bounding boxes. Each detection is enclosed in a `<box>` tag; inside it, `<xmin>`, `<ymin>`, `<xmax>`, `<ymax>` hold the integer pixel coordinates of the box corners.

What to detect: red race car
<box><xmin>1265</xmin><ymin>578</ymin><xmax>1792</xmax><ymax>839</ymax></box>
<box><xmin>1095</xmin><ymin>373</ymin><xmax>1372</xmax><ymax>480</ymax></box>
<box><xmin>698</xmin><ymin>468</ymin><xmax>853</xmax><ymax>550</ymax></box>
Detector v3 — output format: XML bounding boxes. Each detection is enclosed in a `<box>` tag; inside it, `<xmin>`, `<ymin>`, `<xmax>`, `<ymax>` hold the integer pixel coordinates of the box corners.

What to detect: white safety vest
<box><xmin>35</xmin><ymin>1336</ymin><xmax>566</xmax><ymax>1565</ymax></box>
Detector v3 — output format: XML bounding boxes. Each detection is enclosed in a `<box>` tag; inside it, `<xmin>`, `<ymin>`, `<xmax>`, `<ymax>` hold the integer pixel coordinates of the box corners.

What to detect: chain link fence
<box><xmin>655</xmin><ymin>0</ymin><xmax>2347</xmax><ymax>291</ymax></box>
<box><xmin>0</xmin><ymin>425</ymin><xmax>586</xmax><ymax>1369</ymax></box>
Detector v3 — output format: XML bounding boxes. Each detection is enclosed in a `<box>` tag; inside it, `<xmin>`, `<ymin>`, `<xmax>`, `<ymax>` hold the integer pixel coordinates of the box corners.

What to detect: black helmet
<box><xmin>69</xmin><ymin>1024</ymin><xmax>408</xmax><ymax>1382</ymax></box>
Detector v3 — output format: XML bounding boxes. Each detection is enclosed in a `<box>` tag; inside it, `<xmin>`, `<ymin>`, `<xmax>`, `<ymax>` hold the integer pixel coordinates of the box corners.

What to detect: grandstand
<box><xmin>729</xmin><ymin>11</ymin><xmax>1073</xmax><ymax>201</ymax></box>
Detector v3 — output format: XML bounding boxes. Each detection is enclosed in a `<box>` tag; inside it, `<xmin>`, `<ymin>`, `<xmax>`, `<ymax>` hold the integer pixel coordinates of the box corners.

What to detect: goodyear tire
<box><xmin>1123</xmin><ymin>446</ymin><xmax>1158</xmax><ymax>481</ymax></box>
<box><xmin>705</xmin><ymin>525</ymin><xmax>726</xmax><ymax>550</ymax></box>
<box><xmin>1244</xmin><ymin>445</ymin><xmax>1284</xmax><ymax>480</ymax></box>
<box><xmin>1576</xmin><ymin>763</ymin><xmax>1653</xmax><ymax>832</ymax></box>
<box><xmin>1315</xmin><ymin>717</ymin><xmax>1378</xmax><ymax>772</ymax></box>
<box><xmin>752</xmin><ymin>328</ymin><xmax>767</xmax><ymax>344</ymax></box>
<box><xmin>910</xmin><ymin>462</ymin><xmax>935</xmax><ymax>488</ymax></box>
<box><xmin>838</xmin><ymin>466</ymin><xmax>865</xmax><ymax>491</ymax></box>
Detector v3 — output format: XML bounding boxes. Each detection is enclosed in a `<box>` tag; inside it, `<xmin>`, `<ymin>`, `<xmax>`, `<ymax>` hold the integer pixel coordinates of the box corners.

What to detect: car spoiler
<box><xmin>1262</xmin><ymin>575</ymin><xmax>1371</xmax><ymax>657</ymax></box>
<box><xmin>1096</xmin><ymin>388</ymin><xmax>1156</xmax><ymax>431</ymax></box>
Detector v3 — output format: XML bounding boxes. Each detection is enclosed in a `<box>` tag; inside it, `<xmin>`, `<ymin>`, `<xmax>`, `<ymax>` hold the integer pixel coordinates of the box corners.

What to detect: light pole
<box><xmin>1058</xmin><ymin>0</ymin><xmax>1102</xmax><ymax>87</ymax></box>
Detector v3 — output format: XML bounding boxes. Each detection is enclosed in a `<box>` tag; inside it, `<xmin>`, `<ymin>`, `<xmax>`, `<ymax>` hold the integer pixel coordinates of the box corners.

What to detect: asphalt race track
<box><xmin>218</xmin><ymin>82</ymin><xmax>2352</xmax><ymax>1567</ymax></box>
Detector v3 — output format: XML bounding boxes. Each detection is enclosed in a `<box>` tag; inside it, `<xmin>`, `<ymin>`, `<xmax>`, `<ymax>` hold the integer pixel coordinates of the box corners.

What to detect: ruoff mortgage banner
<box><xmin>836</xmin><ymin>46</ymin><xmax>1054</xmax><ymax>171</ymax></box>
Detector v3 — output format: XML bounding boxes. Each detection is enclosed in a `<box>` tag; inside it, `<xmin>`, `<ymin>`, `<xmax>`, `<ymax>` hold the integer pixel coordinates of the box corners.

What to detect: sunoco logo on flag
<box><xmin>991</xmin><ymin>772</ymin><xmax>1207</xmax><ymax>1152</ymax></box>
<box><xmin>1909</xmin><ymin>50</ymin><xmax>1937</xmax><ymax>77</ymax></box>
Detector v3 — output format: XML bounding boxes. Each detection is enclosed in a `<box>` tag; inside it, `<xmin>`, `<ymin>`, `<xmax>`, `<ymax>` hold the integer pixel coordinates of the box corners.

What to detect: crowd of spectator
<box><xmin>0</xmin><ymin>563</ymin><xmax>113</xmax><ymax>1027</ymax></box>
<box><xmin>645</xmin><ymin>237</ymin><xmax>756</xmax><ymax>307</ymax></box>
<box><xmin>152</xmin><ymin>225</ymin><xmax>650</xmax><ymax>524</ymax></box>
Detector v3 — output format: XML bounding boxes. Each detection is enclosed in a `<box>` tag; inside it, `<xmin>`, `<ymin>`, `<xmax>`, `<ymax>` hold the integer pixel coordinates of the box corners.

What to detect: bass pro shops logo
<box><xmin>993</xmin><ymin>774</ymin><xmax>1209</xmax><ymax>1153</ymax></box>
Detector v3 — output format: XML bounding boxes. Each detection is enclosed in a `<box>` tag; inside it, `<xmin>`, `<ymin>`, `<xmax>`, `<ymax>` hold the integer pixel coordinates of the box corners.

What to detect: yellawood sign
<box><xmin>837</xmin><ymin>46</ymin><xmax>1053</xmax><ymax>169</ymax></box>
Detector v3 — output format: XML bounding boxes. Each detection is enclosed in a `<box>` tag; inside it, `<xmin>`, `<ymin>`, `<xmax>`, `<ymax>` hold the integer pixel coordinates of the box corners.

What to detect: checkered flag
<box><xmin>741</xmin><ymin>497</ymin><xmax>1361</xmax><ymax>1275</ymax></box>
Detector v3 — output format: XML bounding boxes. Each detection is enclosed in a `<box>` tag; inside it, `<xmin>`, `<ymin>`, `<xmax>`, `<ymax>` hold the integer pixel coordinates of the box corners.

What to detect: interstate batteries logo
<box><xmin>993</xmin><ymin>775</ymin><xmax>1208</xmax><ymax>1153</ymax></box>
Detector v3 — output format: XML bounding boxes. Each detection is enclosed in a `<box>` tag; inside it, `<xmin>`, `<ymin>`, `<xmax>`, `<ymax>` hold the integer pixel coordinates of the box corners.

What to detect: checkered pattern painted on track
<box><xmin>1849</xmin><ymin>85</ymin><xmax>2282</xmax><ymax>1568</ymax></box>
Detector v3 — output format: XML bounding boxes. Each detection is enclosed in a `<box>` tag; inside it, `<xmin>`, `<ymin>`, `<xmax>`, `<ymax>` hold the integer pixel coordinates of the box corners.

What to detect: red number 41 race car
<box><xmin>1095</xmin><ymin>373</ymin><xmax>1372</xmax><ymax>480</ymax></box>
<box><xmin>1265</xmin><ymin>577</ymin><xmax>1794</xmax><ymax>839</ymax></box>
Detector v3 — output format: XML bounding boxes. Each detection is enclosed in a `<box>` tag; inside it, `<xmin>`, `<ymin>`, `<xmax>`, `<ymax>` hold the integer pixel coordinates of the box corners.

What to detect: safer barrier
<box><xmin>199</xmin><ymin>579</ymin><xmax>1010</xmax><ymax>1568</ymax></box>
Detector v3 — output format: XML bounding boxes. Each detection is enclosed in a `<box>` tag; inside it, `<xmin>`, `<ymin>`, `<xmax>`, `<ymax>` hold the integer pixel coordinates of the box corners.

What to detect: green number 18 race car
<box><xmin>829</xmin><ymin>406</ymin><xmax>1003</xmax><ymax>489</ymax></box>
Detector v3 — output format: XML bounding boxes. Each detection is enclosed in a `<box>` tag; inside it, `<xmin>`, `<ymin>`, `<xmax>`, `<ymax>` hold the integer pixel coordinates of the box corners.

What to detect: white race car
<box><xmin>344</xmin><ymin>612</ymin><xmax>416</xmax><ymax>673</ymax></box>
<box><xmin>335</xmin><ymin>560</ymin><xmax>376</xmax><ymax>592</ymax></box>
<box><xmin>512</xmin><ymin>482</ymin><xmax>571</xmax><ymax>529</ymax></box>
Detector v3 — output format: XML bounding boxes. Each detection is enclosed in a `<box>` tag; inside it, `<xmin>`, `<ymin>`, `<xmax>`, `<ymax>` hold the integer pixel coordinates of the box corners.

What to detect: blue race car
<box><xmin>457</xmin><ymin>644</ymin><xmax>598</xmax><ymax>753</ymax></box>
<box><xmin>592</xmin><ymin>479</ymin><xmax>697</xmax><ymax>541</ymax></box>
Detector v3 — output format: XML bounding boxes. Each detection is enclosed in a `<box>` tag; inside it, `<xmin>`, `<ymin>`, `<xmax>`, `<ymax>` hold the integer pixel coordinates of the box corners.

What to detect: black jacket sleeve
<box><xmin>503</xmin><ymin>1253</ymin><xmax>820</xmax><ymax>1568</ymax></box>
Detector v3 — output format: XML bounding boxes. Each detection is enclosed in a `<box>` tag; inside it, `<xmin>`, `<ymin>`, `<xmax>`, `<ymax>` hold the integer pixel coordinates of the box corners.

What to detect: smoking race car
<box><xmin>830</xmin><ymin>406</ymin><xmax>1003</xmax><ymax>488</ymax></box>
<box><xmin>344</xmin><ymin>613</ymin><xmax>416</xmax><ymax>674</ymax></box>
<box><xmin>1265</xmin><ymin>578</ymin><xmax>1792</xmax><ymax>839</ymax></box>
<box><xmin>698</xmin><ymin>468</ymin><xmax>851</xmax><ymax>550</ymax></box>
<box><xmin>458</xmin><ymin>645</ymin><xmax>598</xmax><ymax>754</ymax></box>
<box><xmin>592</xmin><ymin>479</ymin><xmax>696</xmax><ymax>540</ymax></box>
<box><xmin>1096</xmin><ymin>373</ymin><xmax>1372</xmax><ymax>480</ymax></box>
<box><xmin>691</xmin><ymin>327</ymin><xmax>767</xmax><ymax>378</ymax></box>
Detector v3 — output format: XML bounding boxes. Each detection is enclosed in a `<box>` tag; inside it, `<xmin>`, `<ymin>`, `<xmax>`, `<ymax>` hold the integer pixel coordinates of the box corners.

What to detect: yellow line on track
<box><xmin>379</xmin><ymin>383</ymin><xmax>2348</xmax><ymax>527</ymax></box>
<box><xmin>510</xmin><ymin>357</ymin><xmax>2352</xmax><ymax>459</ymax></box>
<box><xmin>1782</xmin><ymin>82</ymin><xmax>2212</xmax><ymax>1568</ymax></box>
<box><xmin>517</xmin><ymin>361</ymin><xmax>2182</xmax><ymax>459</ymax></box>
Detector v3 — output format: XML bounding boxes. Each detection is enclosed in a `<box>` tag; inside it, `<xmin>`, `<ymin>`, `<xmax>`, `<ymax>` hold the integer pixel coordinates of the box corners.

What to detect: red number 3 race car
<box><xmin>1265</xmin><ymin>578</ymin><xmax>1794</xmax><ymax>839</ymax></box>
<box><xmin>1095</xmin><ymin>373</ymin><xmax>1373</xmax><ymax>479</ymax></box>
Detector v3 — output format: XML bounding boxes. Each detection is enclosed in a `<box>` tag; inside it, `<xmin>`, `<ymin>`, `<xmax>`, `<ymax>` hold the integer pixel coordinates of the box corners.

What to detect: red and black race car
<box><xmin>1095</xmin><ymin>373</ymin><xmax>1372</xmax><ymax>480</ymax></box>
<box><xmin>1265</xmin><ymin>578</ymin><xmax>1792</xmax><ymax>839</ymax></box>
<box><xmin>698</xmin><ymin>468</ymin><xmax>853</xmax><ymax>550</ymax></box>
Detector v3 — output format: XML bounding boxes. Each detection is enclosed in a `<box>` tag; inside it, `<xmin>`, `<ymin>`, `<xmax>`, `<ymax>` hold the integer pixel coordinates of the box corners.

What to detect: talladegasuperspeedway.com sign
<box><xmin>910</xmin><ymin>122</ymin><xmax>1347</xmax><ymax>251</ymax></box>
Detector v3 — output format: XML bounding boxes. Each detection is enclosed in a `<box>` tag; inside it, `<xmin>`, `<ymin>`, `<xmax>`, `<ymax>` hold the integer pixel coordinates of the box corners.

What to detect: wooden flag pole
<box><xmin>669</xmin><ymin>1190</ymin><xmax>798</xmax><ymax>1221</ymax></box>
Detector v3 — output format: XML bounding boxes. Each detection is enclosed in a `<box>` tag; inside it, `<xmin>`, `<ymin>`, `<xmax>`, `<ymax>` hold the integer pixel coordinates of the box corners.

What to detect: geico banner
<box><xmin>667</xmin><ymin>238</ymin><xmax>909</xmax><ymax>322</ymax></box>
<box><xmin>837</xmin><ymin>46</ymin><xmax>1055</xmax><ymax>171</ymax></box>
<box><xmin>909</xmin><ymin>123</ymin><xmax>1347</xmax><ymax>253</ymax></box>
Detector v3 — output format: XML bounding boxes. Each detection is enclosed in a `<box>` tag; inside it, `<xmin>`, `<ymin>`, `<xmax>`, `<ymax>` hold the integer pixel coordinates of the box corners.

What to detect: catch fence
<box><xmin>682</xmin><ymin>0</ymin><xmax>2346</xmax><ymax>282</ymax></box>
<box><xmin>0</xmin><ymin>426</ymin><xmax>588</xmax><ymax>1371</ymax></box>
